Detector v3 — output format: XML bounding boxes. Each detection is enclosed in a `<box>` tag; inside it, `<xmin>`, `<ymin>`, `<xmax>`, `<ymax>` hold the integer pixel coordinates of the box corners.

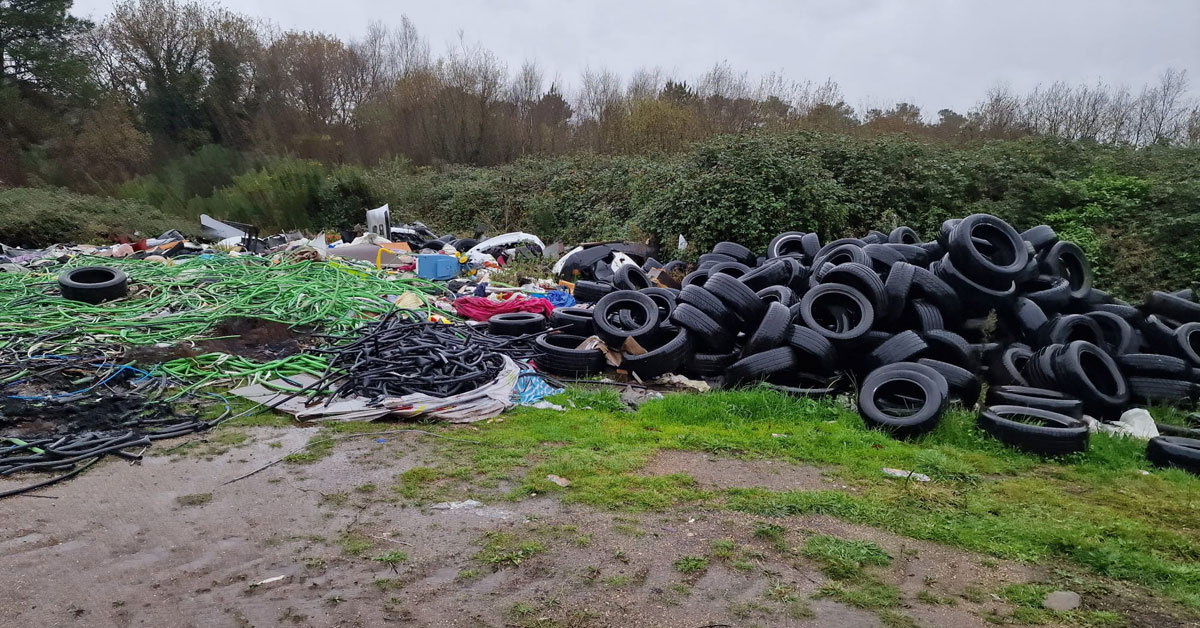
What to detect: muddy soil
<box><xmin>0</xmin><ymin>429</ymin><xmax>1184</xmax><ymax>628</ymax></box>
<box><xmin>195</xmin><ymin>317</ymin><xmax>307</xmax><ymax>360</ymax></box>
<box><xmin>0</xmin><ymin>395</ymin><xmax>175</xmax><ymax>438</ymax></box>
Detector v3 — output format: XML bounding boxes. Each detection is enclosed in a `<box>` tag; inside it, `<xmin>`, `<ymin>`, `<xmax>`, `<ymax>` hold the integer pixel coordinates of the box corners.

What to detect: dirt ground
<box><xmin>0</xmin><ymin>427</ymin><xmax>1173</xmax><ymax>628</ymax></box>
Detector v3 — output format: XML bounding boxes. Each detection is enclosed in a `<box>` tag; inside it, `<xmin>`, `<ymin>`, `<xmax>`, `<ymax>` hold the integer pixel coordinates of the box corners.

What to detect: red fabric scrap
<box><xmin>452</xmin><ymin>295</ymin><xmax>554</xmax><ymax>322</ymax></box>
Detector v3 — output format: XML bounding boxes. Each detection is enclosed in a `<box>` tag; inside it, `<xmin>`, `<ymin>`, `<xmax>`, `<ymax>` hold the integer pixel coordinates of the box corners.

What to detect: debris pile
<box><xmin>532</xmin><ymin>215</ymin><xmax>1200</xmax><ymax>472</ymax></box>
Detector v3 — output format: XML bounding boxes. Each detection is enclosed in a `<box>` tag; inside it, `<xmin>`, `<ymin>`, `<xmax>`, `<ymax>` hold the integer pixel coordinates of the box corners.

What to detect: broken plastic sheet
<box><xmin>465</xmin><ymin>232</ymin><xmax>546</xmax><ymax>264</ymax></box>
<box><xmin>229</xmin><ymin>355</ymin><xmax>522</xmax><ymax>423</ymax></box>
<box><xmin>201</xmin><ymin>214</ymin><xmax>247</xmax><ymax>240</ymax></box>
<box><xmin>1083</xmin><ymin>408</ymin><xmax>1160</xmax><ymax>439</ymax></box>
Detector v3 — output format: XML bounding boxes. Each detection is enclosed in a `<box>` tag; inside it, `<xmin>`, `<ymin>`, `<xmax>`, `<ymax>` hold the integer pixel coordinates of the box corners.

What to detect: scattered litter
<box><xmin>882</xmin><ymin>468</ymin><xmax>931</xmax><ymax>482</ymax></box>
<box><xmin>429</xmin><ymin>499</ymin><xmax>512</xmax><ymax>519</ymax></box>
<box><xmin>620</xmin><ymin>387</ymin><xmax>664</xmax><ymax>408</ymax></box>
<box><xmin>249</xmin><ymin>575</ymin><xmax>288</xmax><ymax>588</ymax></box>
<box><xmin>1083</xmin><ymin>409</ymin><xmax>1160</xmax><ymax>440</ymax></box>
<box><xmin>652</xmin><ymin>374</ymin><xmax>710</xmax><ymax>392</ymax></box>
<box><xmin>431</xmin><ymin>499</ymin><xmax>483</xmax><ymax>510</ymax></box>
<box><xmin>546</xmin><ymin>475</ymin><xmax>571</xmax><ymax>487</ymax></box>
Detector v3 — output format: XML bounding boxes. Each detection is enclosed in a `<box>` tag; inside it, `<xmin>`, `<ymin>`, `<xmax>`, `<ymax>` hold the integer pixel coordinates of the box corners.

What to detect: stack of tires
<box><xmin>530</xmin><ymin>214</ymin><xmax>1200</xmax><ymax>470</ymax></box>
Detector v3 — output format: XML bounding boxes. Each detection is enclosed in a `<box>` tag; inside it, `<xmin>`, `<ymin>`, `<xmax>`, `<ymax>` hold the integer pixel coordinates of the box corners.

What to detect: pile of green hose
<box><xmin>0</xmin><ymin>254</ymin><xmax>453</xmax><ymax>360</ymax></box>
<box><xmin>154</xmin><ymin>352</ymin><xmax>334</xmax><ymax>398</ymax></box>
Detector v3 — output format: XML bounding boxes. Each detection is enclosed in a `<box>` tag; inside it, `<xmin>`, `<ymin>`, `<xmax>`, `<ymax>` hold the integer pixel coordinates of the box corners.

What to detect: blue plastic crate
<box><xmin>415</xmin><ymin>254</ymin><xmax>461</xmax><ymax>280</ymax></box>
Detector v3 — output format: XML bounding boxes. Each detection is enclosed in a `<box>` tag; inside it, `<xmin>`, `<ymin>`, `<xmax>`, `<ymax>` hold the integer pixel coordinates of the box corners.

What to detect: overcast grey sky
<box><xmin>72</xmin><ymin>0</ymin><xmax>1199</xmax><ymax>114</ymax></box>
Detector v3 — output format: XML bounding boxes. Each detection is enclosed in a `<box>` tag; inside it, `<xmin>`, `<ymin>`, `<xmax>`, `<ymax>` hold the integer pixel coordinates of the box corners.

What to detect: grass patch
<box><xmin>338</xmin><ymin>533</ymin><xmax>373</xmax><ymax>557</ymax></box>
<box><xmin>788</xmin><ymin>600</ymin><xmax>815</xmax><ymax>619</ymax></box>
<box><xmin>175</xmin><ymin>493</ymin><xmax>212</xmax><ymax>507</ymax></box>
<box><xmin>765</xmin><ymin>579</ymin><xmax>798</xmax><ymax>602</ymax></box>
<box><xmin>802</xmin><ymin>535</ymin><xmax>891</xmax><ymax>580</ymax></box>
<box><xmin>817</xmin><ymin>580</ymin><xmax>902</xmax><ymax>609</ymax></box>
<box><xmin>213</xmin><ymin>404</ymin><xmax>293</xmax><ymax>428</ymax></box>
<box><xmin>711</xmin><ymin>538</ymin><xmax>736</xmax><ymax>559</ymax></box>
<box><xmin>283</xmin><ymin>421</ymin><xmax>382</xmax><ymax>464</ymax></box>
<box><xmin>372</xmin><ymin>577</ymin><xmax>403</xmax><ymax>591</ymax></box>
<box><xmin>475</xmin><ymin>532</ymin><xmax>546</xmax><ymax>568</ymax></box>
<box><xmin>284</xmin><ymin>438</ymin><xmax>334</xmax><ymax>464</ymax></box>
<box><xmin>212</xmin><ymin>430</ymin><xmax>248</xmax><ymax>446</ymax></box>
<box><xmin>728</xmin><ymin>601</ymin><xmax>774</xmax><ymax>619</ymax></box>
<box><xmin>394</xmin><ymin>466</ymin><xmax>441</xmax><ymax>500</ymax></box>
<box><xmin>916</xmin><ymin>590</ymin><xmax>956</xmax><ymax>605</ymax></box>
<box><xmin>878</xmin><ymin>610</ymin><xmax>921</xmax><ymax>628</ymax></box>
<box><xmin>456</xmin><ymin>568</ymin><xmax>480</xmax><ymax>581</ymax></box>
<box><xmin>603</xmin><ymin>575</ymin><xmax>632</xmax><ymax>588</ymax></box>
<box><xmin>372</xmin><ymin>550</ymin><xmax>408</xmax><ymax>569</ymax></box>
<box><xmin>319</xmin><ymin>492</ymin><xmax>349</xmax><ymax>507</ymax></box>
<box><xmin>613</xmin><ymin>524</ymin><xmax>646</xmax><ymax>538</ymax></box>
<box><xmin>355</xmin><ymin>483</ymin><xmax>377</xmax><ymax>493</ymax></box>
<box><xmin>673</xmin><ymin>556</ymin><xmax>708</xmax><ymax>574</ymax></box>
<box><xmin>408</xmin><ymin>387</ymin><xmax>1200</xmax><ymax>611</ymax></box>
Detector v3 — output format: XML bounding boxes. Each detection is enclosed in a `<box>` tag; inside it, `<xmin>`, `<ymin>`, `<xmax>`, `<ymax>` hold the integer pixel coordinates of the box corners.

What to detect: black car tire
<box><xmin>535</xmin><ymin>333</ymin><xmax>606</xmax><ymax>377</ymax></box>
<box><xmin>58</xmin><ymin>266</ymin><xmax>129</xmax><ymax>304</ymax></box>
<box><xmin>977</xmin><ymin>405</ymin><xmax>1088</xmax><ymax>456</ymax></box>
<box><xmin>488</xmin><ymin>312</ymin><xmax>547</xmax><ymax>336</ymax></box>
<box><xmin>985</xmin><ymin>385</ymin><xmax>1083</xmax><ymax>419</ymax></box>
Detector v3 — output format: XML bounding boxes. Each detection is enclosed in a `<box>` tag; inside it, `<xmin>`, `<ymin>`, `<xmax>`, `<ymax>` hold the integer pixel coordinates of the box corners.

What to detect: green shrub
<box><xmin>317</xmin><ymin>166</ymin><xmax>377</xmax><ymax>231</ymax></box>
<box><xmin>0</xmin><ymin>187</ymin><xmax>186</xmax><ymax>247</ymax></box>
<box><xmin>11</xmin><ymin>131</ymin><xmax>1200</xmax><ymax>299</ymax></box>
<box><xmin>186</xmin><ymin>157</ymin><xmax>326</xmax><ymax>229</ymax></box>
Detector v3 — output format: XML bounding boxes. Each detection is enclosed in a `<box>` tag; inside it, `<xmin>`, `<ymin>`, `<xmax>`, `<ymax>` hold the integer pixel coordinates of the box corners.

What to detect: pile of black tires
<box><xmin>528</xmin><ymin>214</ymin><xmax>1200</xmax><ymax>473</ymax></box>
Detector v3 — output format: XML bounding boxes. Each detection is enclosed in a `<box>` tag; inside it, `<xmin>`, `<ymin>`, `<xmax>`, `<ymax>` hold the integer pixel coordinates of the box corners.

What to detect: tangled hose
<box><xmin>303</xmin><ymin>311</ymin><xmax>541</xmax><ymax>400</ymax></box>
<box><xmin>0</xmin><ymin>255</ymin><xmax>452</xmax><ymax>360</ymax></box>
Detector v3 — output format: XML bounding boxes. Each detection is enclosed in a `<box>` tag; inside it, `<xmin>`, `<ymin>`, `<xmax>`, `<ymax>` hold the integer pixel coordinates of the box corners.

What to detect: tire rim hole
<box><xmin>873</xmin><ymin>379</ymin><xmax>928</xmax><ymax>418</ymax></box>
<box><xmin>70</xmin><ymin>269</ymin><xmax>117</xmax><ymax>284</ymax></box>
<box><xmin>1079</xmin><ymin>350</ymin><xmax>1120</xmax><ymax>396</ymax></box>
<box><xmin>811</xmin><ymin>293</ymin><xmax>863</xmax><ymax>332</ymax></box>
<box><xmin>970</xmin><ymin>224</ymin><xmax>1017</xmax><ymax>266</ymax></box>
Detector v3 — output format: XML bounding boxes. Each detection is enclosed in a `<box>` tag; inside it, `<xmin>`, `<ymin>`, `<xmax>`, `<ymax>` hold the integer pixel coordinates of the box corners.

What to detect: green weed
<box><xmin>817</xmin><ymin>580</ymin><xmax>902</xmax><ymax>609</ymax></box>
<box><xmin>802</xmin><ymin>535</ymin><xmax>891</xmax><ymax>580</ymax></box>
<box><xmin>476</xmin><ymin>532</ymin><xmax>546</xmax><ymax>567</ymax></box>
<box><xmin>673</xmin><ymin>556</ymin><xmax>708</xmax><ymax>574</ymax></box>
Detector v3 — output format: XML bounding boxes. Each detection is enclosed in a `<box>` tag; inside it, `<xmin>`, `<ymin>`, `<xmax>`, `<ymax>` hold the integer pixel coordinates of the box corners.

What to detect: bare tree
<box><xmin>626</xmin><ymin>67</ymin><xmax>665</xmax><ymax>102</ymax></box>
<box><xmin>1141</xmin><ymin>68</ymin><xmax>1191</xmax><ymax>143</ymax></box>
<box><xmin>969</xmin><ymin>83</ymin><xmax>1025</xmax><ymax>138</ymax></box>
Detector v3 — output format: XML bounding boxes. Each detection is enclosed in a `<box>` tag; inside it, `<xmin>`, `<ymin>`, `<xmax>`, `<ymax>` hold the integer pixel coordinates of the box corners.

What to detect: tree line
<box><xmin>2</xmin><ymin>0</ymin><xmax>1198</xmax><ymax>192</ymax></box>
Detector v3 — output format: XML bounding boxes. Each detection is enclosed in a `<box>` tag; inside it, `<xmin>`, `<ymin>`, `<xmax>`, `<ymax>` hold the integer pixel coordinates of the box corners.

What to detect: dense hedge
<box><xmin>369</xmin><ymin>133</ymin><xmax>1197</xmax><ymax>298</ymax></box>
<box><xmin>5</xmin><ymin>132</ymin><xmax>1198</xmax><ymax>298</ymax></box>
<box><xmin>0</xmin><ymin>188</ymin><xmax>186</xmax><ymax>248</ymax></box>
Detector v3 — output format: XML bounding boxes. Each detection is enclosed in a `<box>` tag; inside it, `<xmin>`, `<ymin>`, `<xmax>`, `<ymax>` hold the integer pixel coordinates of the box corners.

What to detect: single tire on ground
<box><xmin>1146</xmin><ymin>436</ymin><xmax>1200</xmax><ymax>475</ymax></box>
<box><xmin>977</xmin><ymin>404</ymin><xmax>1089</xmax><ymax>456</ymax></box>
<box><xmin>58</xmin><ymin>266</ymin><xmax>129</xmax><ymax>304</ymax></box>
<box><xmin>535</xmin><ymin>333</ymin><xmax>606</xmax><ymax>377</ymax></box>
<box><xmin>488</xmin><ymin>312</ymin><xmax>547</xmax><ymax>336</ymax></box>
